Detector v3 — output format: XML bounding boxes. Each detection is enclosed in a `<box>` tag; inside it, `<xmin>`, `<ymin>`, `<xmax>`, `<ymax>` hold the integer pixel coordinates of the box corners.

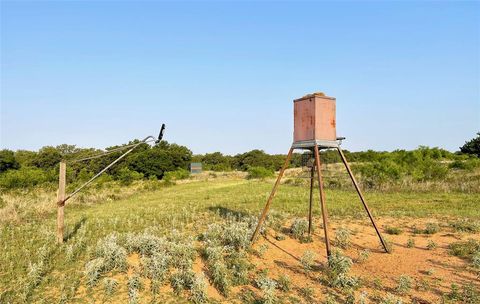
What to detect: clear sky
<box><xmin>1</xmin><ymin>1</ymin><xmax>479</xmax><ymax>155</ymax></box>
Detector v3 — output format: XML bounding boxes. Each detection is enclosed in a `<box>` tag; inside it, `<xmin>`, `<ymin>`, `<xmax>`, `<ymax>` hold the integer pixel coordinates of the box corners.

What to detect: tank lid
<box><xmin>294</xmin><ymin>92</ymin><xmax>335</xmax><ymax>102</ymax></box>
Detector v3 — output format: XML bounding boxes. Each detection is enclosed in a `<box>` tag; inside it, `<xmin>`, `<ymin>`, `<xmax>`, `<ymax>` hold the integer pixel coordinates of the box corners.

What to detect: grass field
<box><xmin>1</xmin><ymin>171</ymin><xmax>480</xmax><ymax>303</ymax></box>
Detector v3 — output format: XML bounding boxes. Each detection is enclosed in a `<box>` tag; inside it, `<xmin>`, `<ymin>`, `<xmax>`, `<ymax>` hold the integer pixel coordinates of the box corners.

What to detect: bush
<box><xmin>424</xmin><ymin>222</ymin><xmax>440</xmax><ymax>234</ymax></box>
<box><xmin>103</xmin><ymin>278</ymin><xmax>119</xmax><ymax>297</ymax></box>
<box><xmin>255</xmin><ymin>274</ymin><xmax>277</xmax><ymax>304</ymax></box>
<box><xmin>396</xmin><ymin>275</ymin><xmax>412</xmax><ymax>294</ymax></box>
<box><xmin>190</xmin><ymin>273</ymin><xmax>208</xmax><ymax>304</ymax></box>
<box><xmin>117</xmin><ymin>167</ymin><xmax>143</xmax><ymax>185</ymax></box>
<box><xmin>0</xmin><ymin>167</ymin><xmax>48</xmax><ymax>189</ymax></box>
<box><xmin>290</xmin><ymin>218</ymin><xmax>309</xmax><ymax>240</ymax></box>
<box><xmin>200</xmin><ymin>218</ymin><xmax>254</xmax><ymax>296</ymax></box>
<box><xmin>449</xmin><ymin>239</ymin><xmax>480</xmax><ymax>259</ymax></box>
<box><xmin>164</xmin><ymin>168</ymin><xmax>190</xmax><ymax>181</ymax></box>
<box><xmin>277</xmin><ymin>274</ymin><xmax>291</xmax><ymax>292</ymax></box>
<box><xmin>357</xmin><ymin>249</ymin><xmax>370</xmax><ymax>263</ymax></box>
<box><xmin>385</xmin><ymin>226</ymin><xmax>403</xmax><ymax>235</ymax></box>
<box><xmin>427</xmin><ymin>240</ymin><xmax>437</xmax><ymax>250</ymax></box>
<box><xmin>334</xmin><ymin>227</ymin><xmax>351</xmax><ymax>249</ymax></box>
<box><xmin>450</xmin><ymin>219</ymin><xmax>480</xmax><ymax>233</ymax></box>
<box><xmin>246</xmin><ymin>167</ymin><xmax>274</xmax><ymax>179</ymax></box>
<box><xmin>449</xmin><ymin>159</ymin><xmax>480</xmax><ymax>171</ymax></box>
<box><xmin>325</xmin><ymin>250</ymin><xmax>357</xmax><ymax>288</ymax></box>
<box><xmin>300</xmin><ymin>250</ymin><xmax>316</xmax><ymax>272</ymax></box>
<box><xmin>0</xmin><ymin>149</ymin><xmax>19</xmax><ymax>173</ymax></box>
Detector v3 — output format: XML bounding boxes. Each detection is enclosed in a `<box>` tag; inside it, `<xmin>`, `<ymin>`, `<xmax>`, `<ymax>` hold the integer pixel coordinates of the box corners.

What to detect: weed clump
<box><xmin>449</xmin><ymin>239</ymin><xmax>480</xmax><ymax>259</ymax></box>
<box><xmin>103</xmin><ymin>278</ymin><xmax>118</xmax><ymax>297</ymax></box>
<box><xmin>127</xmin><ymin>275</ymin><xmax>143</xmax><ymax>304</ymax></box>
<box><xmin>445</xmin><ymin>283</ymin><xmax>480</xmax><ymax>303</ymax></box>
<box><xmin>325</xmin><ymin>250</ymin><xmax>357</xmax><ymax>288</ymax></box>
<box><xmin>255</xmin><ymin>274</ymin><xmax>277</xmax><ymax>304</ymax></box>
<box><xmin>300</xmin><ymin>250</ymin><xmax>316</xmax><ymax>272</ymax></box>
<box><xmin>95</xmin><ymin>234</ymin><xmax>128</xmax><ymax>271</ymax></box>
<box><xmin>427</xmin><ymin>240</ymin><xmax>437</xmax><ymax>250</ymax></box>
<box><xmin>201</xmin><ymin>217</ymin><xmax>254</xmax><ymax>296</ymax></box>
<box><xmin>246</xmin><ymin>167</ymin><xmax>274</xmax><ymax>179</ymax></box>
<box><xmin>396</xmin><ymin>275</ymin><xmax>412</xmax><ymax>294</ymax></box>
<box><xmin>334</xmin><ymin>227</ymin><xmax>351</xmax><ymax>249</ymax></box>
<box><xmin>406</xmin><ymin>238</ymin><xmax>415</xmax><ymax>248</ymax></box>
<box><xmin>380</xmin><ymin>293</ymin><xmax>403</xmax><ymax>304</ymax></box>
<box><xmin>357</xmin><ymin>249</ymin><xmax>370</xmax><ymax>263</ymax></box>
<box><xmin>449</xmin><ymin>219</ymin><xmax>480</xmax><ymax>233</ymax></box>
<box><xmin>290</xmin><ymin>218</ymin><xmax>309</xmax><ymax>241</ymax></box>
<box><xmin>190</xmin><ymin>273</ymin><xmax>208</xmax><ymax>304</ymax></box>
<box><xmin>385</xmin><ymin>226</ymin><xmax>403</xmax><ymax>235</ymax></box>
<box><xmin>170</xmin><ymin>269</ymin><xmax>195</xmax><ymax>295</ymax></box>
<box><xmin>85</xmin><ymin>234</ymin><xmax>128</xmax><ymax>287</ymax></box>
<box><xmin>424</xmin><ymin>222</ymin><xmax>440</xmax><ymax>234</ymax></box>
<box><xmin>277</xmin><ymin>274</ymin><xmax>291</xmax><ymax>292</ymax></box>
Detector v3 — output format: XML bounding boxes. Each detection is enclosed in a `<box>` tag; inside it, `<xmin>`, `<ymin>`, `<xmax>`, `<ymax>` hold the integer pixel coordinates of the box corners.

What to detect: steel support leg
<box><xmin>314</xmin><ymin>144</ymin><xmax>331</xmax><ymax>257</ymax></box>
<box><xmin>337</xmin><ymin>147</ymin><xmax>389</xmax><ymax>253</ymax></box>
<box><xmin>251</xmin><ymin>147</ymin><xmax>294</xmax><ymax>243</ymax></box>
<box><xmin>308</xmin><ymin>163</ymin><xmax>315</xmax><ymax>235</ymax></box>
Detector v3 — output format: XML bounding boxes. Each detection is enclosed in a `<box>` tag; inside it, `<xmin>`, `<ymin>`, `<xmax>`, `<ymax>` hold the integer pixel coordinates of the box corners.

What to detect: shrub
<box><xmin>277</xmin><ymin>274</ymin><xmax>291</xmax><ymax>292</ymax></box>
<box><xmin>445</xmin><ymin>283</ymin><xmax>480</xmax><ymax>303</ymax></box>
<box><xmin>449</xmin><ymin>239</ymin><xmax>480</xmax><ymax>259</ymax></box>
<box><xmin>209</xmin><ymin>259</ymin><xmax>231</xmax><ymax>296</ymax></box>
<box><xmin>424</xmin><ymin>222</ymin><xmax>440</xmax><ymax>234</ymax></box>
<box><xmin>256</xmin><ymin>244</ymin><xmax>269</xmax><ymax>258</ymax></box>
<box><xmin>300</xmin><ymin>286</ymin><xmax>315</xmax><ymax>302</ymax></box>
<box><xmin>385</xmin><ymin>226</ymin><xmax>403</xmax><ymax>235</ymax></box>
<box><xmin>300</xmin><ymin>250</ymin><xmax>316</xmax><ymax>272</ymax></box>
<box><xmin>128</xmin><ymin>275</ymin><xmax>143</xmax><ymax>304</ymax></box>
<box><xmin>384</xmin><ymin>237</ymin><xmax>394</xmax><ymax>253</ymax></box>
<box><xmin>334</xmin><ymin>227</ymin><xmax>351</xmax><ymax>249</ymax></box>
<box><xmin>449</xmin><ymin>219</ymin><xmax>480</xmax><ymax>233</ymax></box>
<box><xmin>142</xmin><ymin>252</ymin><xmax>170</xmax><ymax>283</ymax></box>
<box><xmin>324</xmin><ymin>295</ymin><xmax>338</xmax><ymax>304</ymax></box>
<box><xmin>85</xmin><ymin>234</ymin><xmax>128</xmax><ymax>287</ymax></box>
<box><xmin>94</xmin><ymin>234</ymin><xmax>128</xmax><ymax>272</ymax></box>
<box><xmin>449</xmin><ymin>159</ymin><xmax>480</xmax><ymax>171</ymax></box>
<box><xmin>200</xmin><ymin>218</ymin><xmax>254</xmax><ymax>295</ymax></box>
<box><xmin>0</xmin><ymin>149</ymin><xmax>19</xmax><ymax>173</ymax></box>
<box><xmin>357</xmin><ymin>249</ymin><xmax>370</xmax><ymax>263</ymax></box>
<box><xmin>472</xmin><ymin>252</ymin><xmax>480</xmax><ymax>269</ymax></box>
<box><xmin>380</xmin><ymin>293</ymin><xmax>403</xmax><ymax>304</ymax></box>
<box><xmin>164</xmin><ymin>168</ymin><xmax>190</xmax><ymax>181</ymax></box>
<box><xmin>255</xmin><ymin>275</ymin><xmax>277</xmax><ymax>304</ymax></box>
<box><xmin>290</xmin><ymin>218</ymin><xmax>309</xmax><ymax>240</ymax></box>
<box><xmin>0</xmin><ymin>167</ymin><xmax>48</xmax><ymax>189</ymax></box>
<box><xmin>117</xmin><ymin>167</ymin><xmax>143</xmax><ymax>185</ymax></box>
<box><xmin>427</xmin><ymin>240</ymin><xmax>437</xmax><ymax>250</ymax></box>
<box><xmin>326</xmin><ymin>250</ymin><xmax>357</xmax><ymax>288</ymax></box>
<box><xmin>85</xmin><ymin>258</ymin><xmax>106</xmax><ymax>287</ymax></box>
<box><xmin>246</xmin><ymin>166</ymin><xmax>274</xmax><ymax>179</ymax></box>
<box><xmin>170</xmin><ymin>269</ymin><xmax>195</xmax><ymax>294</ymax></box>
<box><xmin>406</xmin><ymin>238</ymin><xmax>415</xmax><ymax>248</ymax></box>
<box><xmin>190</xmin><ymin>273</ymin><xmax>208</xmax><ymax>304</ymax></box>
<box><xmin>103</xmin><ymin>278</ymin><xmax>118</xmax><ymax>297</ymax></box>
<box><xmin>396</xmin><ymin>275</ymin><xmax>412</xmax><ymax>294</ymax></box>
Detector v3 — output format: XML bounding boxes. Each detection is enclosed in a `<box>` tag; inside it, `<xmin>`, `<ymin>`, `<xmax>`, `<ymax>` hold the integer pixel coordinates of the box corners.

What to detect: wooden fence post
<box><xmin>57</xmin><ymin>161</ymin><xmax>66</xmax><ymax>244</ymax></box>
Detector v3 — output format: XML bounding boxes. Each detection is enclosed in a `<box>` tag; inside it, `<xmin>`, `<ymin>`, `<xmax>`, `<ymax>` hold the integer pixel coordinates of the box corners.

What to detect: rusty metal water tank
<box><xmin>293</xmin><ymin>92</ymin><xmax>336</xmax><ymax>143</ymax></box>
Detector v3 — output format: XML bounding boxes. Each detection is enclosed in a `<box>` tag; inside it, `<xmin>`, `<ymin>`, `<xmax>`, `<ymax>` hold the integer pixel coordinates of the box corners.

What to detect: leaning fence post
<box><xmin>57</xmin><ymin>161</ymin><xmax>66</xmax><ymax>244</ymax></box>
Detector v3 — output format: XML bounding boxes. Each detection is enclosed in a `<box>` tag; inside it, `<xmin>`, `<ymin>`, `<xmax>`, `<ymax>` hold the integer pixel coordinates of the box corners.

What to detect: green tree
<box><xmin>460</xmin><ymin>133</ymin><xmax>480</xmax><ymax>157</ymax></box>
<box><xmin>0</xmin><ymin>150</ymin><xmax>20</xmax><ymax>173</ymax></box>
<box><xmin>33</xmin><ymin>146</ymin><xmax>62</xmax><ymax>170</ymax></box>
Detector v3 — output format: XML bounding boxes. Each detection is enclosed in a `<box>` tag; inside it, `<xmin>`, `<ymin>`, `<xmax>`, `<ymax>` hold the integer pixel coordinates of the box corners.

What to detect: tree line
<box><xmin>0</xmin><ymin>133</ymin><xmax>479</xmax><ymax>190</ymax></box>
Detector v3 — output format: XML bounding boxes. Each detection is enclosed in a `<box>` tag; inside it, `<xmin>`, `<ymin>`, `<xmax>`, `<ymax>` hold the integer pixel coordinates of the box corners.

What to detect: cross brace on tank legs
<box><xmin>250</xmin><ymin>143</ymin><xmax>389</xmax><ymax>258</ymax></box>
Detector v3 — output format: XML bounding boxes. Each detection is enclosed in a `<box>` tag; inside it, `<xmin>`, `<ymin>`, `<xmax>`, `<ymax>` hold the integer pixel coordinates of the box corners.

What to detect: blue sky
<box><xmin>1</xmin><ymin>1</ymin><xmax>479</xmax><ymax>154</ymax></box>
